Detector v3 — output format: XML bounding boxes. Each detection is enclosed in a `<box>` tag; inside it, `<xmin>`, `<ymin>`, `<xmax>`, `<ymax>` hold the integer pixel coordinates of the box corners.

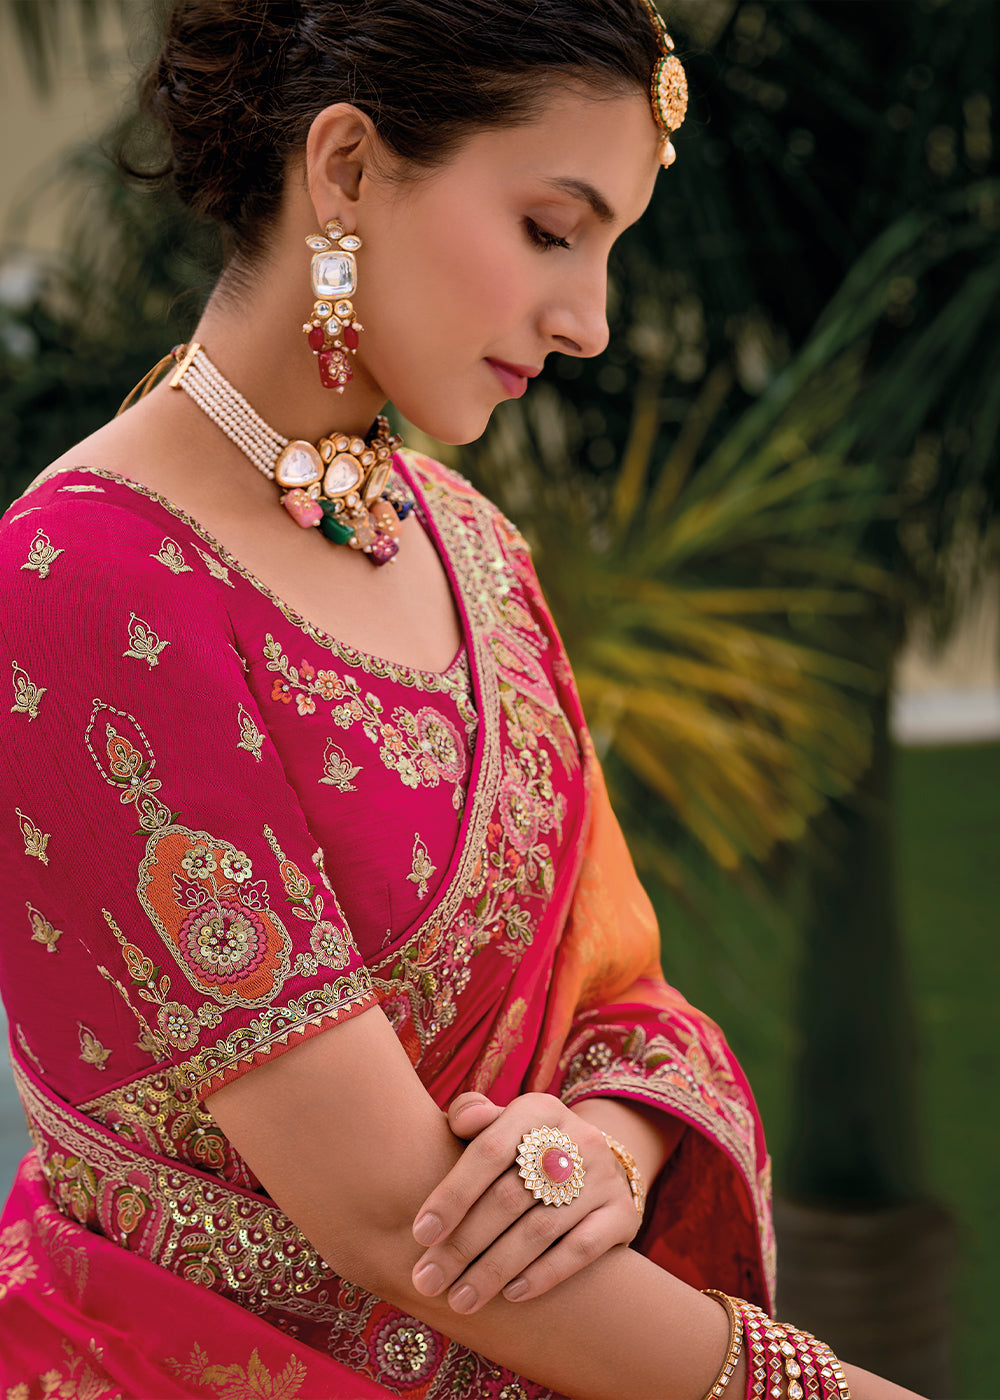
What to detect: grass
<box><xmin>652</xmin><ymin>742</ymin><xmax>1000</xmax><ymax>1398</ymax></box>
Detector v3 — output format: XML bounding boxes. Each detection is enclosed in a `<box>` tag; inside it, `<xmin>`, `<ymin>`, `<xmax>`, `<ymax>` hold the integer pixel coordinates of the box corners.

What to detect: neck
<box><xmin>186</xmin><ymin>263</ymin><xmax>387</xmax><ymax>444</ymax></box>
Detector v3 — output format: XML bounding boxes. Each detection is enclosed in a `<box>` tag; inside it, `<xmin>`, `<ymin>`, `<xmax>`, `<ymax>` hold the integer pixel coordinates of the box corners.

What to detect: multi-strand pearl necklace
<box><xmin>169</xmin><ymin>342</ymin><xmax>412</xmax><ymax>566</ymax></box>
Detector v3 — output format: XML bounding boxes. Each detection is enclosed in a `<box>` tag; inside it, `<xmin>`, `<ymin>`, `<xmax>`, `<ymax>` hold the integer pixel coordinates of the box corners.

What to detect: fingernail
<box><xmin>503</xmin><ymin>1278</ymin><xmax>529</xmax><ymax>1301</ymax></box>
<box><xmin>449</xmin><ymin>1283</ymin><xmax>478</xmax><ymax>1314</ymax></box>
<box><xmin>413</xmin><ymin>1212</ymin><xmax>442</xmax><ymax>1246</ymax></box>
<box><xmin>413</xmin><ymin>1261</ymin><xmax>445</xmax><ymax>1296</ymax></box>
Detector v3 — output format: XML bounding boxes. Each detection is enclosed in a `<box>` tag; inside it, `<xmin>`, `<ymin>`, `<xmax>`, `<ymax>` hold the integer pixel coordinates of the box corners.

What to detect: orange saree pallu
<box><xmin>0</xmin><ymin>455</ymin><xmax>772</xmax><ymax>1397</ymax></box>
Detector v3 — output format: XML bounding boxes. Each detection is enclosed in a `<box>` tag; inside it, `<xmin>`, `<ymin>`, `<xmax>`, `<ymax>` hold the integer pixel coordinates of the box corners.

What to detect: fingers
<box><xmin>500</xmin><ymin>1205</ymin><xmax>631</xmax><ymax>1305</ymax></box>
<box><xmin>413</xmin><ymin>1092</ymin><xmax>563</xmax><ymax>1247</ymax></box>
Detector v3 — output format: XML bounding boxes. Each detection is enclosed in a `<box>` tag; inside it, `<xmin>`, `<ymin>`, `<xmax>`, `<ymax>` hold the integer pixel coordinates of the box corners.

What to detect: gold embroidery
<box><xmin>318</xmin><ymin>737</ymin><xmax>361</xmax><ymax>791</ymax></box>
<box><xmin>168</xmin><ymin>1344</ymin><xmax>308</xmax><ymax>1399</ymax></box>
<box><xmin>10</xmin><ymin>661</ymin><xmax>45</xmax><ymax>721</ymax></box>
<box><xmin>20</xmin><ymin>528</ymin><xmax>63</xmax><ymax>578</ymax></box>
<box><xmin>264</xmin><ymin>637</ymin><xmax>475</xmax><ymax>807</ymax></box>
<box><xmin>262</xmin><ymin>825</ymin><xmax>355</xmax><ymax>978</ymax></box>
<box><xmin>10</xmin><ymin>508</ymin><xmax>42</xmax><ymax>523</ymax></box>
<box><xmin>84</xmin><ymin>702</ymin><xmax>175</xmax><ymax>831</ymax></box>
<box><xmin>470</xmin><ymin>998</ymin><xmax>527</xmax><ymax>1093</ymax></box>
<box><xmin>77</xmin><ymin>1024</ymin><xmax>112</xmax><ymax>1072</ymax></box>
<box><xmin>15</xmin><ymin>1025</ymin><xmax>45</xmax><ymax>1076</ymax></box>
<box><xmin>123</xmin><ymin>612</ymin><xmax>169</xmax><ymax>667</ymax></box>
<box><xmin>237</xmin><ymin>703</ymin><xmax>265</xmax><ymax>761</ymax></box>
<box><xmin>151</xmin><ymin>536</ymin><xmax>193</xmax><ymax>574</ymax></box>
<box><xmin>174</xmin><ymin>970</ymin><xmax>374</xmax><ymax>1093</ymax></box>
<box><xmin>0</xmin><ymin>1219</ymin><xmax>38</xmax><ymax>1301</ymax></box>
<box><xmin>59</xmin><ymin>483</ymin><xmax>105</xmax><ymax>493</ymax></box>
<box><xmin>195</xmin><ymin>545</ymin><xmax>235</xmax><ymax>586</ymax></box>
<box><xmin>4</xmin><ymin>1338</ymin><xmax>120</xmax><ymax>1400</ymax></box>
<box><xmin>15</xmin><ymin>808</ymin><xmax>50</xmax><ymax>864</ymax></box>
<box><xmin>407</xmin><ymin>834</ymin><xmax>435</xmax><ymax>899</ymax></box>
<box><xmin>26</xmin><ymin>901</ymin><xmax>61</xmax><ymax>952</ymax></box>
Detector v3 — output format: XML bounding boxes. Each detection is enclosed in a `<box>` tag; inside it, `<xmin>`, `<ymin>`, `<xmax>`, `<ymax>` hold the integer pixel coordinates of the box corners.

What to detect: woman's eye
<box><xmin>525</xmin><ymin>217</ymin><xmax>572</xmax><ymax>252</ymax></box>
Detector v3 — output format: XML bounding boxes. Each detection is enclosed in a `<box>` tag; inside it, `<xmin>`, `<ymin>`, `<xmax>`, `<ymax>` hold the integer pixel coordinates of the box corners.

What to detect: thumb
<box><xmin>448</xmin><ymin>1092</ymin><xmax>503</xmax><ymax>1139</ymax></box>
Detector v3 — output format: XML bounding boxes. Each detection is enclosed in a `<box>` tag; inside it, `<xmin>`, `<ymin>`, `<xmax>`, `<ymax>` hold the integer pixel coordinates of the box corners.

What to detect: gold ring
<box><xmin>515</xmin><ymin>1126</ymin><xmax>585</xmax><ymax>1207</ymax></box>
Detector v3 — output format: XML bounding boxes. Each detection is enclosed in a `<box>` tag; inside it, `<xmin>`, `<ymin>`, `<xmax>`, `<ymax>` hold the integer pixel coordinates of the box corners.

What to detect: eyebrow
<box><xmin>543</xmin><ymin>177</ymin><xmax>616</xmax><ymax>224</ymax></box>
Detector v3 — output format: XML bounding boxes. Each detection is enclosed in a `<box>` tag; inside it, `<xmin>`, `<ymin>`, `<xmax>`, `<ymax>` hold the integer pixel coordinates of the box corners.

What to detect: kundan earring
<box><xmin>303</xmin><ymin>220</ymin><xmax>364</xmax><ymax>391</ymax></box>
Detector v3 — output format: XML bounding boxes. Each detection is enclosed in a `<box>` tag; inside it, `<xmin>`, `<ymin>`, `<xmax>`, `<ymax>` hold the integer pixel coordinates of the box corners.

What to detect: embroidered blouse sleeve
<box><xmin>0</xmin><ymin>488</ymin><xmax>376</xmax><ymax>1108</ymax></box>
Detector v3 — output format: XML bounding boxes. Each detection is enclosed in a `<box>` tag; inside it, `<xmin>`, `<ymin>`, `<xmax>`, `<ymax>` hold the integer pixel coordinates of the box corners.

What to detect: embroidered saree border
<box><xmin>12</xmin><ymin>1055</ymin><xmax>338</xmax><ymax>1323</ymax></box>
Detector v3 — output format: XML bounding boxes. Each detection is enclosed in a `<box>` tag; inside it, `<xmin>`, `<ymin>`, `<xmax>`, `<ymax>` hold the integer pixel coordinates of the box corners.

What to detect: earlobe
<box><xmin>305</xmin><ymin>103</ymin><xmax>373</xmax><ymax>215</ymax></box>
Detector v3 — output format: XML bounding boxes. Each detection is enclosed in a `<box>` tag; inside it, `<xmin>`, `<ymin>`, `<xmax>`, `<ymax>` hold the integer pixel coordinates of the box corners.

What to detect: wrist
<box><xmin>601</xmin><ymin>1131</ymin><xmax>646</xmax><ymax>1218</ymax></box>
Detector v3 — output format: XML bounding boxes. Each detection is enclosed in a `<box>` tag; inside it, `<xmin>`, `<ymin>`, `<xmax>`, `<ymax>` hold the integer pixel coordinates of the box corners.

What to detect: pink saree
<box><xmin>0</xmin><ymin>453</ymin><xmax>773</xmax><ymax>1398</ymax></box>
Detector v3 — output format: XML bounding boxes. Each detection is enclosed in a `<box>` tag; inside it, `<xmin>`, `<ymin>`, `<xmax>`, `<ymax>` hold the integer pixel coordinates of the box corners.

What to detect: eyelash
<box><xmin>525</xmin><ymin>217</ymin><xmax>572</xmax><ymax>252</ymax></box>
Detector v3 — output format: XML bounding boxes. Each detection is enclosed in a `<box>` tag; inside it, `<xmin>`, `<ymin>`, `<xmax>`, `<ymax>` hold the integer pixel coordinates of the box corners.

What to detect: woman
<box><xmin>0</xmin><ymin>2</ymin><xmax>924</xmax><ymax>1397</ymax></box>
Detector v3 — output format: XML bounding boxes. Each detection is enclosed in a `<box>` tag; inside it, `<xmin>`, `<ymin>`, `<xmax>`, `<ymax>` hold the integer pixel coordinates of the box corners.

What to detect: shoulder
<box><xmin>2</xmin><ymin>469</ymin><xmax>219</xmax><ymax>582</ymax></box>
<box><xmin>399</xmin><ymin>449</ymin><xmax>531</xmax><ymax>558</ymax></box>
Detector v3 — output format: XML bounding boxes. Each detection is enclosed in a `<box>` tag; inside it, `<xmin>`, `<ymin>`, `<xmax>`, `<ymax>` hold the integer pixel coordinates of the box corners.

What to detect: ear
<box><xmin>305</xmin><ymin>103</ymin><xmax>381</xmax><ymax>225</ymax></box>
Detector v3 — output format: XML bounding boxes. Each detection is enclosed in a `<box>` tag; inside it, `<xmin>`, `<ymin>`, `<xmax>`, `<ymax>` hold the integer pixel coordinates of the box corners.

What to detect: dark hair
<box><xmin>137</xmin><ymin>0</ymin><xmax>661</xmax><ymax>260</ymax></box>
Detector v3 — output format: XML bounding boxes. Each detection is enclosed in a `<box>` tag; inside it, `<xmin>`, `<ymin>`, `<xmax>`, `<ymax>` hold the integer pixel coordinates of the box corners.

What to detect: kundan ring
<box><xmin>515</xmin><ymin>1126</ymin><xmax>585</xmax><ymax>1207</ymax></box>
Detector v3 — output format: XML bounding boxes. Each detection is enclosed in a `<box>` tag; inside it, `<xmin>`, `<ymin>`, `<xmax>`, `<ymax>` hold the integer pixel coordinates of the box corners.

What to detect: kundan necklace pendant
<box><xmin>169</xmin><ymin>343</ymin><xmax>412</xmax><ymax>566</ymax></box>
<box><xmin>303</xmin><ymin>220</ymin><xmax>364</xmax><ymax>391</ymax></box>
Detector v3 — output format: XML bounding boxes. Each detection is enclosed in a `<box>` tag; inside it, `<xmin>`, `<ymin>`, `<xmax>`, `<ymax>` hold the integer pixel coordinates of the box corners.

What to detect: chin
<box><xmin>391</xmin><ymin>396</ymin><xmax>498</xmax><ymax>449</ymax></box>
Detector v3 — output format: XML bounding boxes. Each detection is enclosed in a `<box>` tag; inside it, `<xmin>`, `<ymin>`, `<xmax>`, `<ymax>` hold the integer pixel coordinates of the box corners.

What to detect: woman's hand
<box><xmin>410</xmin><ymin>1091</ymin><xmax>641</xmax><ymax>1315</ymax></box>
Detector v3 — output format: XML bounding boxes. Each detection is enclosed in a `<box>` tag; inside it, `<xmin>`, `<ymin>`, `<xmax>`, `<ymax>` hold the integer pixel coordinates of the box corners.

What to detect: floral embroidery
<box><xmin>15</xmin><ymin>808</ymin><xmax>50</xmax><ymax>863</ymax></box>
<box><xmin>262</xmin><ymin>824</ymin><xmax>354</xmax><ymax>976</ymax></box>
<box><xmin>77</xmin><ymin>1023</ymin><xmax>112</xmax><ymax>1071</ymax></box>
<box><xmin>123</xmin><ymin>612</ymin><xmax>169</xmax><ymax>667</ymax></box>
<box><xmin>168</xmin><ymin>1344</ymin><xmax>308</xmax><ymax>1399</ymax></box>
<box><xmin>139</xmin><ymin>828</ymin><xmax>292</xmax><ymax>1006</ymax></box>
<box><xmin>263</xmin><ymin>636</ymin><xmax>475</xmax><ymax>808</ymax></box>
<box><xmin>81</xmin><ymin>1069</ymin><xmax>250</xmax><ymax>1181</ymax></box>
<box><xmin>151</xmin><ymin>536</ymin><xmax>193</xmax><ymax>574</ymax></box>
<box><xmin>4</xmin><ymin>1338</ymin><xmax>122</xmax><ymax>1400</ymax></box>
<box><xmin>237</xmin><ymin>703</ymin><xmax>264</xmax><ymax>761</ymax></box>
<box><xmin>373</xmin><ymin>1314</ymin><xmax>440</xmax><ymax>1385</ymax></box>
<box><xmin>318</xmin><ymin>737</ymin><xmax>361</xmax><ymax>791</ymax></box>
<box><xmin>15</xmin><ymin>1025</ymin><xmax>45</xmax><ymax>1076</ymax></box>
<box><xmin>407</xmin><ymin>835</ymin><xmax>435</xmax><ymax>899</ymax></box>
<box><xmin>174</xmin><ymin>971</ymin><xmax>375</xmax><ymax>1093</ymax></box>
<box><xmin>10</xmin><ymin>661</ymin><xmax>45</xmax><ymax>721</ymax></box>
<box><xmin>195</xmin><ymin>546</ymin><xmax>234</xmax><ymax>587</ymax></box>
<box><xmin>19</xmin><ymin>528</ymin><xmax>63</xmax><ymax>578</ymax></box>
<box><xmin>85</xmin><ymin>703</ymin><xmax>175</xmax><ymax>831</ymax></box>
<box><xmin>101</xmin><ymin>910</ymin><xmax>212</xmax><ymax>1054</ymax></box>
<box><xmin>469</xmin><ymin>999</ymin><xmax>527</xmax><ymax>1094</ymax></box>
<box><xmin>0</xmin><ymin>1220</ymin><xmax>37</xmax><ymax>1301</ymax></box>
<box><xmin>26</xmin><ymin>901</ymin><xmax>61</xmax><ymax>952</ymax></box>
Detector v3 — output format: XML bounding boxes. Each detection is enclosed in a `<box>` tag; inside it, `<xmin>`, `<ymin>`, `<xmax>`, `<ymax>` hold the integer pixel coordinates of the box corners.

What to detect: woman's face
<box><xmin>349</xmin><ymin>86</ymin><xmax>663</xmax><ymax>444</ymax></box>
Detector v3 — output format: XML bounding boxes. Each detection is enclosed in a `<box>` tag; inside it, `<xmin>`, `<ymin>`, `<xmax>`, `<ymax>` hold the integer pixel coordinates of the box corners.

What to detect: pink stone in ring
<box><xmin>540</xmin><ymin>1148</ymin><xmax>574</xmax><ymax>1185</ymax></box>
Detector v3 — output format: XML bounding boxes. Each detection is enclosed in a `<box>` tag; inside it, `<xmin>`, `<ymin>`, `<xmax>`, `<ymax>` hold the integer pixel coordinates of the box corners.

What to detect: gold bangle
<box><xmin>601</xmin><ymin>1132</ymin><xmax>646</xmax><ymax>1217</ymax></box>
<box><xmin>700</xmin><ymin>1290</ymin><xmax>744</xmax><ymax>1398</ymax></box>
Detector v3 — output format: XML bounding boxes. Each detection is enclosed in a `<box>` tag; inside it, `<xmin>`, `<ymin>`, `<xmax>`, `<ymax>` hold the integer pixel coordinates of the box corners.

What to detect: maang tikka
<box><xmin>303</xmin><ymin>220</ymin><xmax>364</xmax><ymax>391</ymax></box>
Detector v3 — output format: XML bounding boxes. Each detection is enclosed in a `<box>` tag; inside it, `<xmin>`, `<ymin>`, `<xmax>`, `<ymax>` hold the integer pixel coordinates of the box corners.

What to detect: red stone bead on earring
<box><xmin>302</xmin><ymin>221</ymin><xmax>364</xmax><ymax>392</ymax></box>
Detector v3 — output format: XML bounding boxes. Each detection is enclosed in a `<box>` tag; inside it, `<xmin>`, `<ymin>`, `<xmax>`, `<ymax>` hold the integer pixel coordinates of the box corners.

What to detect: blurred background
<box><xmin>0</xmin><ymin>1</ymin><xmax>997</xmax><ymax>1395</ymax></box>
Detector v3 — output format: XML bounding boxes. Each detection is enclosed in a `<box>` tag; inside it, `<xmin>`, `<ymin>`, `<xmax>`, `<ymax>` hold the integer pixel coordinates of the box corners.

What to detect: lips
<box><xmin>485</xmin><ymin>359</ymin><xmax>542</xmax><ymax>399</ymax></box>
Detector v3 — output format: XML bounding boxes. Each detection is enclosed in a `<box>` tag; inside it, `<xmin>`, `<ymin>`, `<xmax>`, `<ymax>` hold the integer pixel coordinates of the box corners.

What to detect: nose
<box><xmin>540</xmin><ymin>262</ymin><xmax>611</xmax><ymax>360</ymax></box>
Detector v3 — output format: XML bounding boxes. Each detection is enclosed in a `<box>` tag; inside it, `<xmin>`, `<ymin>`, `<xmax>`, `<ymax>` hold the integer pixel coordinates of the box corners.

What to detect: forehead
<box><xmin>445</xmin><ymin>86</ymin><xmax>662</xmax><ymax>225</ymax></box>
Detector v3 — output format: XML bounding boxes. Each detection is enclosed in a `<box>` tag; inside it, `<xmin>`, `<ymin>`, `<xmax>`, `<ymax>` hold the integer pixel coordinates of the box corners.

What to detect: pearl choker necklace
<box><xmin>169</xmin><ymin>342</ymin><xmax>412</xmax><ymax>566</ymax></box>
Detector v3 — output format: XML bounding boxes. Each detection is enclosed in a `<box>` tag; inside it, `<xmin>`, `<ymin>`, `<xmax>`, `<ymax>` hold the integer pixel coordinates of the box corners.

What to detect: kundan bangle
<box><xmin>601</xmin><ymin>1132</ymin><xmax>646</xmax><ymax>1217</ymax></box>
<box><xmin>699</xmin><ymin>1292</ymin><xmax>852</xmax><ymax>1400</ymax></box>
<box><xmin>700</xmin><ymin>1290</ymin><xmax>744</xmax><ymax>1397</ymax></box>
